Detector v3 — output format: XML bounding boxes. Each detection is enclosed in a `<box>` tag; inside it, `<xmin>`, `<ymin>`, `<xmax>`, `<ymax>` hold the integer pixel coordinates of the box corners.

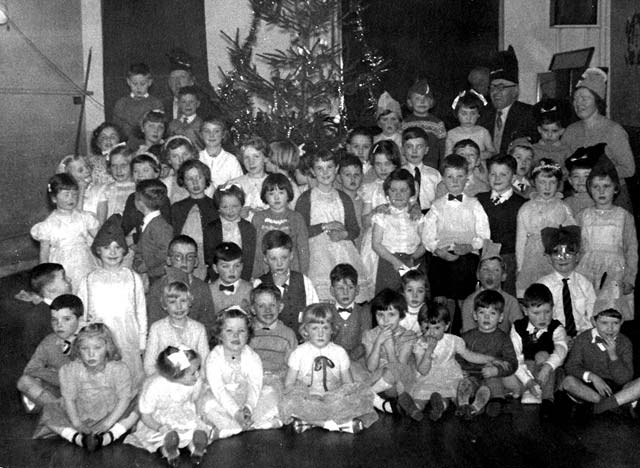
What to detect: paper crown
<box><xmin>376</xmin><ymin>91</ymin><xmax>402</xmax><ymax>119</ymax></box>
<box><xmin>480</xmin><ymin>240</ymin><xmax>502</xmax><ymax>261</ymax></box>
<box><xmin>576</xmin><ymin>67</ymin><xmax>607</xmax><ymax>100</ymax></box>
<box><xmin>565</xmin><ymin>143</ymin><xmax>606</xmax><ymax>172</ymax></box>
<box><xmin>167</xmin><ymin>48</ymin><xmax>193</xmax><ymax>73</ymax></box>
<box><xmin>490</xmin><ymin>45</ymin><xmax>519</xmax><ymax>84</ymax></box>
<box><xmin>407</xmin><ymin>79</ymin><xmax>434</xmax><ymax>99</ymax></box>
<box><xmin>541</xmin><ymin>225</ymin><xmax>581</xmax><ymax>255</ymax></box>
<box><xmin>91</xmin><ymin>214</ymin><xmax>128</xmax><ymax>257</ymax></box>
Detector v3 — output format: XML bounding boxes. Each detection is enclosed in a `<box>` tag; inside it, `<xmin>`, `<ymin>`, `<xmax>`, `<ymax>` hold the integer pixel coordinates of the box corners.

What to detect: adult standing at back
<box><xmin>478</xmin><ymin>46</ymin><xmax>537</xmax><ymax>155</ymax></box>
<box><xmin>164</xmin><ymin>49</ymin><xmax>214</xmax><ymax>121</ymax></box>
<box><xmin>561</xmin><ymin>68</ymin><xmax>635</xmax><ymax>212</ymax></box>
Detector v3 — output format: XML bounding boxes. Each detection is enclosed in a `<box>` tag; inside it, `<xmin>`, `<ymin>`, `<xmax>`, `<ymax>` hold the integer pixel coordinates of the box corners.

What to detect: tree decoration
<box><xmin>208</xmin><ymin>0</ymin><xmax>388</xmax><ymax>151</ymax></box>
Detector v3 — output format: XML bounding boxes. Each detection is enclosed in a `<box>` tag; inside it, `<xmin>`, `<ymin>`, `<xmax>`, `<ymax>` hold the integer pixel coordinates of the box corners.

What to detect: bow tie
<box><xmin>262</xmin><ymin>327</ymin><xmax>271</xmax><ymax>331</ymax></box>
<box><xmin>448</xmin><ymin>194</ymin><xmax>463</xmax><ymax>202</ymax></box>
<box><xmin>337</xmin><ymin>307</ymin><xmax>352</xmax><ymax>313</ymax></box>
<box><xmin>219</xmin><ymin>284</ymin><xmax>235</xmax><ymax>293</ymax></box>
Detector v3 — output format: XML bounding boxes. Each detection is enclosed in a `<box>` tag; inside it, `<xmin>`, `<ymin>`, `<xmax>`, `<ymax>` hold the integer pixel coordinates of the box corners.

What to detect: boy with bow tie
<box><xmin>209</xmin><ymin>242</ymin><xmax>252</xmax><ymax>314</ymax></box>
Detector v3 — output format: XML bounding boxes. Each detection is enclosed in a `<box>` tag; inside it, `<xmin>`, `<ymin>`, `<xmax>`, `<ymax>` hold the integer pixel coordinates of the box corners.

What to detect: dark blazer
<box><xmin>171</xmin><ymin>196</ymin><xmax>218</xmax><ymax>237</ymax></box>
<box><xmin>478</xmin><ymin>100</ymin><xmax>537</xmax><ymax>155</ymax></box>
<box><xmin>203</xmin><ymin>218</ymin><xmax>256</xmax><ymax>281</ymax></box>
<box><xmin>122</xmin><ymin>191</ymin><xmax>172</xmax><ymax>243</ymax></box>
<box><xmin>295</xmin><ymin>189</ymin><xmax>360</xmax><ymax>240</ymax></box>
<box><xmin>134</xmin><ymin>215</ymin><xmax>174</xmax><ymax>280</ymax></box>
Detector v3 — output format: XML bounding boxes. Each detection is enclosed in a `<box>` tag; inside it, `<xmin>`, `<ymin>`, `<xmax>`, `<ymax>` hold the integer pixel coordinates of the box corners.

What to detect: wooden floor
<box><xmin>2</xmin><ymin>272</ymin><xmax>640</xmax><ymax>468</ymax></box>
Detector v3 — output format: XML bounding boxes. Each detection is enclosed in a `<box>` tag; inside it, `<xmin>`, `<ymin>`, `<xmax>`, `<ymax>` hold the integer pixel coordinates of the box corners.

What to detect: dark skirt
<box><xmin>429</xmin><ymin>253</ymin><xmax>479</xmax><ymax>299</ymax></box>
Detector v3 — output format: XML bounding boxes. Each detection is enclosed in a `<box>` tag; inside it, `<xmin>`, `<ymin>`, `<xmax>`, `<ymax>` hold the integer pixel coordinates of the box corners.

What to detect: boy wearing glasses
<box><xmin>537</xmin><ymin>226</ymin><xmax>595</xmax><ymax>343</ymax></box>
<box><xmin>478</xmin><ymin>46</ymin><xmax>537</xmax><ymax>154</ymax></box>
<box><xmin>146</xmin><ymin>235</ymin><xmax>214</xmax><ymax>329</ymax></box>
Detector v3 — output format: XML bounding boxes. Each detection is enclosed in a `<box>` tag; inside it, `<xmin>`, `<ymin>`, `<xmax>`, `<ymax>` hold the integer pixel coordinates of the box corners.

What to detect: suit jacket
<box><xmin>478</xmin><ymin>100</ymin><xmax>537</xmax><ymax>155</ymax></box>
<box><xmin>203</xmin><ymin>218</ymin><xmax>256</xmax><ymax>281</ymax></box>
<box><xmin>134</xmin><ymin>216</ymin><xmax>174</xmax><ymax>280</ymax></box>
<box><xmin>167</xmin><ymin>116</ymin><xmax>204</xmax><ymax>150</ymax></box>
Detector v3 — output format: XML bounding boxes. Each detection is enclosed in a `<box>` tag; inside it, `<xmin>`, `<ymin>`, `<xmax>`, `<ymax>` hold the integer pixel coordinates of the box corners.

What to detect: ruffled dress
<box><xmin>410</xmin><ymin>334</ymin><xmax>465</xmax><ymax>401</ymax></box>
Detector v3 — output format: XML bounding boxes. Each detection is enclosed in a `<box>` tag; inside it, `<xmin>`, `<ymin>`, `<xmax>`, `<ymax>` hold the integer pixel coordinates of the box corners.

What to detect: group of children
<box><xmin>16</xmin><ymin>63</ymin><xmax>639</xmax><ymax>465</ymax></box>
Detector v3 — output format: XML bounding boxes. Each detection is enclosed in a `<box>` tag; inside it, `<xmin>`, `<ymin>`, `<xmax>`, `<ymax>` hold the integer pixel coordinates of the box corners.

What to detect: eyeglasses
<box><xmin>170</xmin><ymin>253</ymin><xmax>198</xmax><ymax>263</ymax></box>
<box><xmin>550</xmin><ymin>250</ymin><xmax>577</xmax><ymax>259</ymax></box>
<box><xmin>489</xmin><ymin>84</ymin><xmax>517</xmax><ymax>93</ymax></box>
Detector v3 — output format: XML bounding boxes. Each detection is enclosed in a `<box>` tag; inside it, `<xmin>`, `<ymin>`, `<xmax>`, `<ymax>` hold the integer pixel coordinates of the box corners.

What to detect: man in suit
<box><xmin>164</xmin><ymin>49</ymin><xmax>215</xmax><ymax>121</ymax></box>
<box><xmin>478</xmin><ymin>46</ymin><xmax>537</xmax><ymax>155</ymax></box>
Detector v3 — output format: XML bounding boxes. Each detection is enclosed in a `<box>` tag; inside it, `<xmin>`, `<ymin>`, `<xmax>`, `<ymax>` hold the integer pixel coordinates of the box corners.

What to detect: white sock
<box><xmin>61</xmin><ymin>427</ymin><xmax>81</xmax><ymax>446</ymax></box>
<box><xmin>101</xmin><ymin>422</ymin><xmax>126</xmax><ymax>446</ymax></box>
<box><xmin>322</xmin><ymin>420</ymin><xmax>341</xmax><ymax>432</ymax></box>
<box><xmin>373</xmin><ymin>394</ymin><xmax>393</xmax><ymax>413</ymax></box>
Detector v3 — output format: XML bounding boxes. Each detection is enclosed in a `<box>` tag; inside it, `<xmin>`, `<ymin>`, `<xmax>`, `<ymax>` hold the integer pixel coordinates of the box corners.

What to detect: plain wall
<box><xmin>0</xmin><ymin>0</ymin><xmax>85</xmax><ymax>275</ymax></box>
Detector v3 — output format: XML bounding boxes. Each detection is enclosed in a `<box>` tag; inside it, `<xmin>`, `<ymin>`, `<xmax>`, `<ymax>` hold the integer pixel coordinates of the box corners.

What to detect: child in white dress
<box><xmin>125</xmin><ymin>346</ymin><xmax>214</xmax><ymax>467</ymax></box>
<box><xmin>198</xmin><ymin>307</ymin><xmax>282</xmax><ymax>439</ymax></box>
<box><xmin>281</xmin><ymin>303</ymin><xmax>377</xmax><ymax>433</ymax></box>
<box><xmin>31</xmin><ymin>174</ymin><xmax>99</xmax><ymax>292</ymax></box>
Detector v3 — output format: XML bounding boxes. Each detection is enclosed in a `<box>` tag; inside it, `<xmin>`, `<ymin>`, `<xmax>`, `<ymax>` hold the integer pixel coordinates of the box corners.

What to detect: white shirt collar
<box><xmin>130</xmin><ymin>93</ymin><xmax>149</xmax><ymax>99</ymax></box>
<box><xmin>490</xmin><ymin>188</ymin><xmax>513</xmax><ymax>202</ymax></box>
<box><xmin>180</xmin><ymin>114</ymin><xmax>197</xmax><ymax>124</ymax></box>
<box><xmin>526</xmin><ymin>321</ymin><xmax>548</xmax><ymax>337</ymax></box>
<box><xmin>497</xmin><ymin>102</ymin><xmax>513</xmax><ymax>121</ymax></box>
<box><xmin>407</xmin><ymin>305</ymin><xmax>422</xmax><ymax>315</ymax></box>
<box><xmin>141</xmin><ymin>210</ymin><xmax>161</xmax><ymax>232</ymax></box>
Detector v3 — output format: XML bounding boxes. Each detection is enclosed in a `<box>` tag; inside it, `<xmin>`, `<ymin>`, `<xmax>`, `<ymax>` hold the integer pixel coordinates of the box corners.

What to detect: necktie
<box><xmin>491</xmin><ymin>194</ymin><xmax>501</xmax><ymax>205</ymax></box>
<box><xmin>182</xmin><ymin>116</ymin><xmax>189</xmax><ymax>124</ymax></box>
<box><xmin>62</xmin><ymin>340</ymin><xmax>72</xmax><ymax>355</ymax></box>
<box><xmin>494</xmin><ymin>110</ymin><xmax>503</xmax><ymax>150</ymax></box>
<box><xmin>219</xmin><ymin>284</ymin><xmax>235</xmax><ymax>293</ymax></box>
<box><xmin>413</xmin><ymin>167</ymin><xmax>422</xmax><ymax>209</ymax></box>
<box><xmin>281</xmin><ymin>283</ymin><xmax>289</xmax><ymax>294</ymax></box>
<box><xmin>562</xmin><ymin>278</ymin><xmax>576</xmax><ymax>337</ymax></box>
<box><xmin>448</xmin><ymin>194</ymin><xmax>463</xmax><ymax>202</ymax></box>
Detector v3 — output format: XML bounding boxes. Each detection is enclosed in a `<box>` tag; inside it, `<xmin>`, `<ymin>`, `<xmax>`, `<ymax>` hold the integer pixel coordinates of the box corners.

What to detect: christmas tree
<box><xmin>210</xmin><ymin>0</ymin><xmax>387</xmax><ymax>152</ymax></box>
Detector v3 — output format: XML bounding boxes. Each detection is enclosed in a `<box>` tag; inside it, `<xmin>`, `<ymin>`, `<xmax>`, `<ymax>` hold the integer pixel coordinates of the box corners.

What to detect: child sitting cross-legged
<box><xmin>198</xmin><ymin>307</ymin><xmax>282</xmax><ymax>439</ymax></box>
<box><xmin>34</xmin><ymin>323</ymin><xmax>139</xmax><ymax>451</ymax></box>
<box><xmin>125</xmin><ymin>346</ymin><xmax>214</xmax><ymax>467</ymax></box>
<box><xmin>281</xmin><ymin>303</ymin><xmax>378</xmax><ymax>434</ymax></box>
<box><xmin>558</xmin><ymin>308</ymin><xmax>640</xmax><ymax>418</ymax></box>
<box><xmin>456</xmin><ymin>290</ymin><xmax>517</xmax><ymax>418</ymax></box>
<box><xmin>17</xmin><ymin>294</ymin><xmax>81</xmax><ymax>413</ymax></box>
<box><xmin>510</xmin><ymin>284</ymin><xmax>568</xmax><ymax>417</ymax></box>
<box><xmin>249</xmin><ymin>283</ymin><xmax>298</xmax><ymax>380</ymax></box>
<box><xmin>144</xmin><ymin>281</ymin><xmax>209</xmax><ymax>376</ymax></box>
<box><xmin>410</xmin><ymin>302</ymin><xmax>505</xmax><ymax>421</ymax></box>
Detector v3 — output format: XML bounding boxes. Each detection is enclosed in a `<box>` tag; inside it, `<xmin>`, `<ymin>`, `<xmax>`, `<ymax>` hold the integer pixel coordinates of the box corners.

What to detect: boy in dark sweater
<box><xmin>457</xmin><ymin>289</ymin><xmax>517</xmax><ymax>417</ymax></box>
<box><xmin>477</xmin><ymin>154</ymin><xmax>526</xmax><ymax>296</ymax></box>
<box><xmin>510</xmin><ymin>284</ymin><xmax>568</xmax><ymax>415</ymax></box>
<box><xmin>560</xmin><ymin>308</ymin><xmax>640</xmax><ymax>416</ymax></box>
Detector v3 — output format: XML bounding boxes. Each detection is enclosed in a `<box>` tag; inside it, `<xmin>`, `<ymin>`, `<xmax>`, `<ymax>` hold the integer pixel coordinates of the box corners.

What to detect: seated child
<box><xmin>171</xmin><ymin>158</ymin><xmax>218</xmax><ymax>280</ymax></box>
<box><xmin>532</xmin><ymin>99</ymin><xmax>571</xmax><ymax>167</ymax></box>
<box><xmin>329</xmin><ymin>263</ymin><xmax>371</xmax><ymax>361</ymax></box>
<box><xmin>422</xmin><ymin>154</ymin><xmax>490</xmax><ymax>324</ymax></box>
<box><xmin>13</xmin><ymin>263</ymin><xmax>72</xmax><ymax>367</ymax></box>
<box><xmin>132</xmin><ymin>179</ymin><xmax>174</xmax><ymax>286</ymax></box>
<box><xmin>411</xmin><ymin>302</ymin><xmax>502</xmax><ymax>421</ymax></box>
<box><xmin>363</xmin><ymin>289</ymin><xmax>421</xmax><ymax>421</ymax></box>
<box><xmin>537</xmin><ymin>225</ymin><xmax>595</xmax><ymax>339</ymax></box>
<box><xmin>399</xmin><ymin>269</ymin><xmax>430</xmax><ymax>334</ymax></box>
<box><xmin>509</xmin><ymin>138</ymin><xmax>535</xmax><ymax>198</ymax></box>
<box><xmin>144</xmin><ymin>281</ymin><xmax>209</xmax><ymax>376</ymax></box>
<box><xmin>249</xmin><ymin>284</ymin><xmax>298</xmax><ymax>378</ymax></box>
<box><xmin>563</xmin><ymin>144</ymin><xmax>600</xmax><ymax>217</ymax></box>
<box><xmin>281</xmin><ymin>303</ymin><xmax>378</xmax><ymax>434</ymax></box>
<box><xmin>34</xmin><ymin>323</ymin><xmax>138</xmax><ymax>451</ymax></box>
<box><xmin>401</xmin><ymin>79</ymin><xmax>446</xmax><ymax>170</ymax></box>
<box><xmin>17</xmin><ymin>294</ymin><xmax>81</xmax><ymax>412</ymax></box>
<box><xmin>336</xmin><ymin>154</ymin><xmax>365</xmax><ymax>249</ymax></box>
<box><xmin>373</xmin><ymin>91</ymin><xmax>403</xmax><ymax>152</ymax></box>
<box><xmin>125</xmin><ymin>346</ymin><xmax>213</xmax><ymax>466</ymax></box>
<box><xmin>252</xmin><ymin>173</ymin><xmax>309</xmax><ymax>278</ymax></box>
<box><xmin>254</xmin><ymin>230</ymin><xmax>319</xmax><ymax>339</ymax></box>
<box><xmin>345</xmin><ymin>127</ymin><xmax>375</xmax><ymax>183</ymax></box>
<box><xmin>461</xmin><ymin>247</ymin><xmax>523</xmax><ymax>334</ymax></box>
<box><xmin>476</xmin><ymin>154</ymin><xmax>526</xmax><ymax>296</ymax></box>
<box><xmin>456</xmin><ymin>290</ymin><xmax>517</xmax><ymax>418</ymax></box>
<box><xmin>146</xmin><ymin>235</ymin><xmax>215</xmax><ymax>330</ymax></box>
<box><xmin>199</xmin><ymin>307</ymin><xmax>282</xmax><ymax>439</ymax></box>
<box><xmin>402</xmin><ymin>127</ymin><xmax>441</xmax><ymax>213</ymax></box>
<box><xmin>559</xmin><ymin>308</ymin><xmax>640</xmax><ymax>416</ymax></box>
<box><xmin>208</xmin><ymin>242</ymin><xmax>253</xmax><ymax>314</ymax></box>
<box><xmin>510</xmin><ymin>284</ymin><xmax>568</xmax><ymax>412</ymax></box>
<box><xmin>167</xmin><ymin>86</ymin><xmax>204</xmax><ymax>150</ymax></box>
<box><xmin>112</xmin><ymin>63</ymin><xmax>164</xmax><ymax>141</ymax></box>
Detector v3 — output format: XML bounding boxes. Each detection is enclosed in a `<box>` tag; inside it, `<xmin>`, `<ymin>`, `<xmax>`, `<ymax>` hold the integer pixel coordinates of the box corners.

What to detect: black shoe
<box><xmin>540</xmin><ymin>399</ymin><xmax>554</xmax><ymax>420</ymax></box>
<box><xmin>486</xmin><ymin>398</ymin><xmax>504</xmax><ymax>418</ymax></box>
<box><xmin>398</xmin><ymin>392</ymin><xmax>424</xmax><ymax>421</ymax></box>
<box><xmin>81</xmin><ymin>432</ymin><xmax>102</xmax><ymax>452</ymax></box>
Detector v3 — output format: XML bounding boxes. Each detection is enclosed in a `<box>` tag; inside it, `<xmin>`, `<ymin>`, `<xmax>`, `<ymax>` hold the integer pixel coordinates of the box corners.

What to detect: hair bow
<box><xmin>163</xmin><ymin>135</ymin><xmax>193</xmax><ymax>149</ymax></box>
<box><xmin>167</xmin><ymin>349</ymin><xmax>191</xmax><ymax>371</ymax></box>
<box><xmin>531</xmin><ymin>161</ymin><xmax>562</xmax><ymax>176</ymax></box>
<box><xmin>451</xmin><ymin>89</ymin><xmax>488</xmax><ymax>110</ymax></box>
<box><xmin>398</xmin><ymin>263</ymin><xmax>422</xmax><ymax>277</ymax></box>
<box><xmin>219</xmin><ymin>182</ymin><xmax>241</xmax><ymax>192</ymax></box>
<box><xmin>47</xmin><ymin>183</ymin><xmax>52</xmax><ymax>193</ymax></box>
<box><xmin>540</xmin><ymin>105</ymin><xmax>557</xmax><ymax>113</ymax></box>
